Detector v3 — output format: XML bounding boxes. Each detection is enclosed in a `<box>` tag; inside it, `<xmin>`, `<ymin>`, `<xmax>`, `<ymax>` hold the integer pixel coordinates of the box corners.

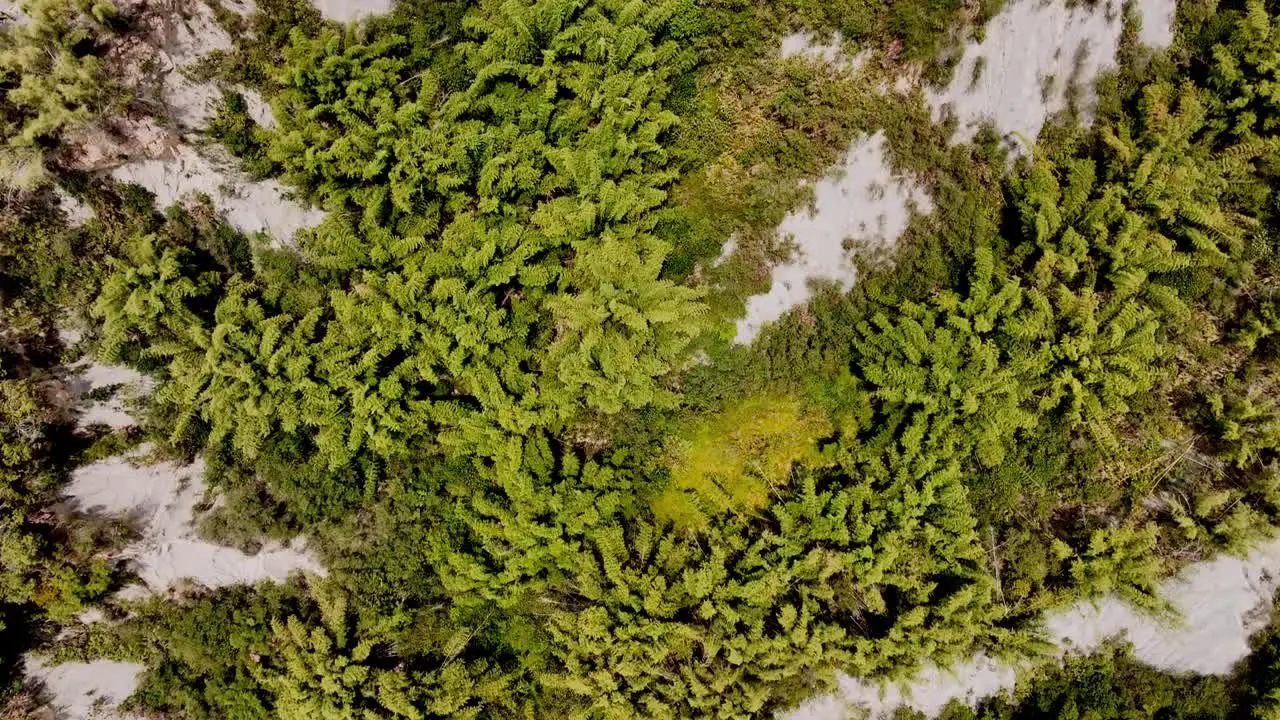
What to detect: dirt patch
<box><xmin>309</xmin><ymin>0</ymin><xmax>392</xmax><ymax>22</ymax></box>
<box><xmin>780</xmin><ymin>31</ymin><xmax>867</xmax><ymax>72</ymax></box>
<box><xmin>734</xmin><ymin>131</ymin><xmax>931</xmax><ymax>343</ymax></box>
<box><xmin>55</xmin><ymin>0</ymin><xmax>323</xmax><ymax>243</ymax></box>
<box><xmin>789</xmin><ymin>538</ymin><xmax>1280</xmax><ymax>719</ymax></box>
<box><xmin>927</xmin><ymin>0</ymin><xmax>1177</xmax><ymax>149</ymax></box>
<box><xmin>63</xmin><ymin>361</ymin><xmax>152</xmax><ymax>430</ymax></box>
<box><xmin>23</xmin><ymin>657</ymin><xmax>145</xmax><ymax>720</ymax></box>
<box><xmin>110</xmin><ymin>145</ymin><xmax>325</xmax><ymax>243</ymax></box>
<box><xmin>63</xmin><ymin>446</ymin><xmax>325</xmax><ymax>596</ymax></box>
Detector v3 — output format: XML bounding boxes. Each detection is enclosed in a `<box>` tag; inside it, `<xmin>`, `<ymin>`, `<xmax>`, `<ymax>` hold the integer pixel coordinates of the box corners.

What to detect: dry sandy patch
<box><xmin>64</xmin><ymin>446</ymin><xmax>324</xmax><ymax>596</ymax></box>
<box><xmin>734</xmin><ymin>131</ymin><xmax>931</xmax><ymax>343</ymax></box>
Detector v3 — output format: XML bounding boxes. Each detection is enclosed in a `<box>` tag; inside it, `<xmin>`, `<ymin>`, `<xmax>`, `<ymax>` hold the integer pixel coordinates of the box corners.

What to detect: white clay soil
<box><xmin>735</xmin><ymin>0</ymin><xmax>1178</xmax><ymax>344</ymax></box>
<box><xmin>30</xmin><ymin>448</ymin><xmax>323</xmax><ymax>718</ymax></box>
<box><xmin>24</xmin><ymin>657</ymin><xmax>146</xmax><ymax>720</ymax></box>
<box><xmin>309</xmin><ymin>0</ymin><xmax>393</xmax><ymax>22</ymax></box>
<box><xmin>779</xmin><ymin>31</ymin><xmax>867</xmax><ymax>72</ymax></box>
<box><xmin>111</xmin><ymin>146</ymin><xmax>326</xmax><ymax>245</ymax></box>
<box><xmin>28</xmin><ymin>445</ymin><xmax>323</xmax><ymax>720</ymax></box>
<box><xmin>787</xmin><ymin>538</ymin><xmax>1280</xmax><ymax>719</ymax></box>
<box><xmin>927</xmin><ymin>0</ymin><xmax>1169</xmax><ymax>147</ymax></box>
<box><xmin>733</xmin><ymin>131</ymin><xmax>931</xmax><ymax>343</ymax></box>
<box><xmin>66</xmin><ymin>362</ymin><xmax>152</xmax><ymax>430</ymax></box>
<box><xmin>735</xmin><ymin>0</ymin><xmax>1184</xmax><ymax>341</ymax></box>
<box><xmin>782</xmin><ymin>0</ymin><xmax>1210</xmax><ymax>714</ymax></box>
<box><xmin>96</xmin><ymin>0</ymin><xmax>325</xmax><ymax>245</ymax></box>
<box><xmin>64</xmin><ymin>446</ymin><xmax>324</xmax><ymax>597</ymax></box>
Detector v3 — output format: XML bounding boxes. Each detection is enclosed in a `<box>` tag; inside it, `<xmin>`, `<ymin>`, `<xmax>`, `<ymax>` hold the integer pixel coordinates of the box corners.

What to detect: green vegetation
<box><xmin>0</xmin><ymin>185</ymin><xmax>130</xmax><ymax>706</ymax></box>
<box><xmin>899</xmin><ymin>644</ymin><xmax>1236</xmax><ymax>720</ymax></box>
<box><xmin>654</xmin><ymin>394</ymin><xmax>833</xmax><ymax>529</ymax></box>
<box><xmin>10</xmin><ymin>0</ymin><xmax>1280</xmax><ymax>718</ymax></box>
<box><xmin>0</xmin><ymin>0</ymin><xmax>121</xmax><ymax>186</ymax></box>
<box><xmin>894</xmin><ymin>596</ymin><xmax>1280</xmax><ymax>720</ymax></box>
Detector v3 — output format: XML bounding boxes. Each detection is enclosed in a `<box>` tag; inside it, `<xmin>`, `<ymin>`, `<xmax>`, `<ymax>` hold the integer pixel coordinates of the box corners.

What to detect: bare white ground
<box><xmin>151</xmin><ymin>3</ymin><xmax>274</xmax><ymax>129</ymax></box>
<box><xmin>310</xmin><ymin>0</ymin><xmax>393</xmax><ymax>23</ymax></box>
<box><xmin>68</xmin><ymin>362</ymin><xmax>153</xmax><ymax>429</ymax></box>
<box><xmin>33</xmin><ymin>446</ymin><xmax>322</xmax><ymax>717</ymax></box>
<box><xmin>785</xmin><ymin>538</ymin><xmax>1280</xmax><ymax>720</ymax></box>
<box><xmin>1137</xmin><ymin>0</ymin><xmax>1177</xmax><ymax>47</ymax></box>
<box><xmin>64</xmin><ymin>445</ymin><xmax>325</xmax><ymax>596</ymax></box>
<box><xmin>56</xmin><ymin>186</ymin><xmax>95</xmax><ymax>226</ymax></box>
<box><xmin>734</xmin><ymin>132</ymin><xmax>931</xmax><ymax>343</ymax></box>
<box><xmin>713</xmin><ymin>234</ymin><xmax>738</xmax><ymax>268</ymax></box>
<box><xmin>782</xmin><ymin>31</ymin><xmax>844</xmax><ymax>63</ymax></box>
<box><xmin>0</xmin><ymin>0</ymin><xmax>26</xmax><ymax>23</ymax></box>
<box><xmin>159</xmin><ymin>2</ymin><xmax>234</xmax><ymax>129</ymax></box>
<box><xmin>97</xmin><ymin>0</ymin><xmax>319</xmax><ymax>243</ymax></box>
<box><xmin>815</xmin><ymin>655</ymin><xmax>1020</xmax><ymax>720</ymax></box>
<box><xmin>927</xmin><ymin>0</ymin><xmax>1177</xmax><ymax>147</ymax></box>
<box><xmin>242</xmin><ymin>88</ymin><xmax>277</xmax><ymax>128</ymax></box>
<box><xmin>23</xmin><ymin>657</ymin><xmax>145</xmax><ymax>720</ymax></box>
<box><xmin>781</xmin><ymin>31</ymin><xmax>870</xmax><ymax>73</ymax></box>
<box><xmin>1045</xmin><ymin>537</ymin><xmax>1280</xmax><ymax>673</ymax></box>
<box><xmin>219</xmin><ymin>0</ymin><xmax>256</xmax><ymax>18</ymax></box>
<box><xmin>111</xmin><ymin>146</ymin><xmax>326</xmax><ymax>243</ymax></box>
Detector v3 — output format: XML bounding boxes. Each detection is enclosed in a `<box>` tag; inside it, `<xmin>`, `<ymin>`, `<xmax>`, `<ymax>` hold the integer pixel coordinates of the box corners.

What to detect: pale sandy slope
<box><xmin>27</xmin><ymin>369</ymin><xmax>321</xmax><ymax>720</ymax></box>
<box><xmin>104</xmin><ymin>0</ymin><xmax>325</xmax><ymax>245</ymax></box>
<box><xmin>64</xmin><ymin>447</ymin><xmax>324</xmax><ymax>597</ymax></box>
<box><xmin>928</xmin><ymin>0</ymin><xmax>1139</xmax><ymax>147</ymax></box>
<box><xmin>27</xmin><ymin>445</ymin><xmax>324</xmax><ymax>720</ymax></box>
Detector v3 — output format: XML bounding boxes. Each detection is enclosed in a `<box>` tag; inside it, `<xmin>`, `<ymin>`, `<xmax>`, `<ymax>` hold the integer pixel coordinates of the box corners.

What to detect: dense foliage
<box><xmin>11</xmin><ymin>0</ymin><xmax>1280</xmax><ymax>718</ymax></box>
<box><xmin>0</xmin><ymin>0</ymin><xmax>120</xmax><ymax>186</ymax></box>
<box><xmin>100</xmin><ymin>0</ymin><xmax>708</xmax><ymax>472</ymax></box>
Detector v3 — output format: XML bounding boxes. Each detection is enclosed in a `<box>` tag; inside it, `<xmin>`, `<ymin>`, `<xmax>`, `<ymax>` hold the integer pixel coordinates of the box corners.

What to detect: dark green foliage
<box><xmin>1238</xmin><ymin>598</ymin><xmax>1280</xmax><ymax>719</ymax></box>
<box><xmin>204</xmin><ymin>92</ymin><xmax>276</xmax><ymax>178</ymax></box>
<box><xmin>0</xmin><ymin>0</ymin><xmax>123</xmax><ymax>185</ymax></box>
<box><xmin>927</xmin><ymin>644</ymin><xmax>1234</xmax><ymax>720</ymax></box>
<box><xmin>197</xmin><ymin>0</ymin><xmax>326</xmax><ymax>91</ymax></box>
<box><xmin>0</xmin><ymin>187</ymin><xmax>130</xmax><ymax>705</ymax></box>
<box><xmin>58</xmin><ymin>582</ymin><xmax>524</xmax><ymax>720</ymax></box>
<box><xmin>703</xmin><ymin>0</ymin><xmax>967</xmax><ymax>64</ymax></box>
<box><xmin>100</xmin><ymin>0</ymin><xmax>708</xmax><ymax>474</ymax></box>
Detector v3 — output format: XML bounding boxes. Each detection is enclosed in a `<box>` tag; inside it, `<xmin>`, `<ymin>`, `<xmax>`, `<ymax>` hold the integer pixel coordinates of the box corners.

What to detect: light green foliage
<box><xmin>1208</xmin><ymin>0</ymin><xmax>1280</xmax><ymax>144</ymax></box>
<box><xmin>99</xmin><ymin>0</ymin><xmax>708</xmax><ymax>470</ymax></box>
<box><xmin>654</xmin><ymin>394</ymin><xmax>833</xmax><ymax>529</ymax></box>
<box><xmin>849</xmin><ymin>248</ymin><xmax>1038</xmax><ymax>469</ymax></box>
<box><xmin>1203</xmin><ymin>375</ymin><xmax>1280</xmax><ymax>469</ymax></box>
<box><xmin>0</xmin><ymin>0</ymin><xmax>120</xmax><ymax>180</ymax></box>
<box><xmin>1010</xmin><ymin>82</ymin><xmax>1260</xmax><ymax>441</ymax></box>
<box><xmin>447</xmin><ymin>453</ymin><xmax>1008</xmax><ymax>719</ymax></box>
